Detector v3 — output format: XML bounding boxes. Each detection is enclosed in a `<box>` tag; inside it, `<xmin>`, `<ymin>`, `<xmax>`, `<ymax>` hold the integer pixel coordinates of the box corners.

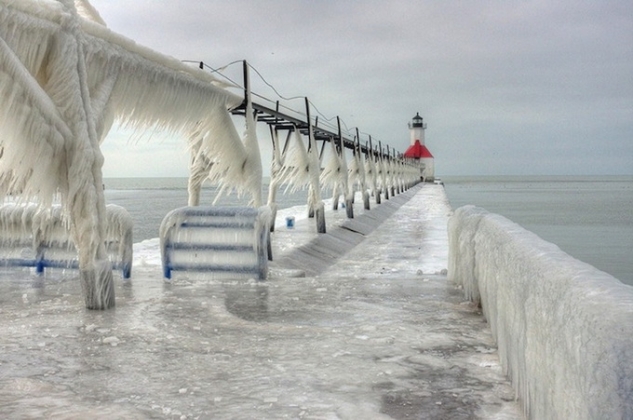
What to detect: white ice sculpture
<box><xmin>276</xmin><ymin>127</ymin><xmax>324</xmax><ymax>230</ymax></box>
<box><xmin>320</xmin><ymin>139</ymin><xmax>345</xmax><ymax>209</ymax></box>
<box><xmin>266</xmin><ymin>128</ymin><xmax>285</xmax><ymax>231</ymax></box>
<box><xmin>0</xmin><ymin>203</ymin><xmax>133</xmax><ymax>278</ymax></box>
<box><xmin>0</xmin><ymin>0</ymin><xmax>246</xmax><ymax>309</ymax></box>
<box><xmin>393</xmin><ymin>161</ymin><xmax>402</xmax><ymax>193</ymax></box>
<box><xmin>189</xmin><ymin>96</ymin><xmax>263</xmax><ymax>208</ymax></box>
<box><xmin>278</xmin><ymin>129</ymin><xmax>311</xmax><ymax>194</ymax></box>
<box><xmin>188</xmin><ymin>59</ymin><xmax>263</xmax><ymax>208</ymax></box>
<box><xmin>387</xmin><ymin>158</ymin><xmax>397</xmax><ymax>196</ymax></box>
<box><xmin>376</xmin><ymin>154</ymin><xmax>388</xmax><ymax>200</ymax></box>
<box><xmin>160</xmin><ymin>206</ymin><xmax>271</xmax><ymax>281</ymax></box>
<box><xmin>348</xmin><ymin>148</ymin><xmax>370</xmax><ymax>210</ymax></box>
<box><xmin>448</xmin><ymin>205</ymin><xmax>633</xmax><ymax>420</ymax></box>
<box><xmin>364</xmin><ymin>150</ymin><xmax>379</xmax><ymax>204</ymax></box>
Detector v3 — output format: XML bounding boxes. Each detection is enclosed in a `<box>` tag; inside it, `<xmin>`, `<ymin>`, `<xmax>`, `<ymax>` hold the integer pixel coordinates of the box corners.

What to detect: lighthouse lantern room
<box><xmin>403</xmin><ymin>112</ymin><xmax>434</xmax><ymax>182</ymax></box>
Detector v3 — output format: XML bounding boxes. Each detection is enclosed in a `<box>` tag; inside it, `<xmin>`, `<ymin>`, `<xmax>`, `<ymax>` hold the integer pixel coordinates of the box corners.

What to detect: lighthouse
<box><xmin>403</xmin><ymin>113</ymin><xmax>434</xmax><ymax>181</ymax></box>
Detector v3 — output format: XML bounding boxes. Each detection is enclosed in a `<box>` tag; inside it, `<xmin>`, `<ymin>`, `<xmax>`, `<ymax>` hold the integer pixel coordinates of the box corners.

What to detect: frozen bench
<box><xmin>0</xmin><ymin>203</ymin><xmax>133</xmax><ymax>278</ymax></box>
<box><xmin>159</xmin><ymin>206</ymin><xmax>271</xmax><ymax>280</ymax></box>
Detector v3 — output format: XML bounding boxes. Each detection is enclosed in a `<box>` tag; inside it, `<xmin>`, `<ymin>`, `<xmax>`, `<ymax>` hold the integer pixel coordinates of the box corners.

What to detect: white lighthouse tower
<box><xmin>403</xmin><ymin>113</ymin><xmax>434</xmax><ymax>181</ymax></box>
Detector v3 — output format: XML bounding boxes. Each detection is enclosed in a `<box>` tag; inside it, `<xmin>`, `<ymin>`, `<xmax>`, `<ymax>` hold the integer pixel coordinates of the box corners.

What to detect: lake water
<box><xmin>103</xmin><ymin>176</ymin><xmax>633</xmax><ymax>287</ymax></box>
<box><xmin>442</xmin><ymin>175</ymin><xmax>633</xmax><ymax>286</ymax></box>
<box><xmin>103</xmin><ymin>177</ymin><xmax>308</xmax><ymax>242</ymax></box>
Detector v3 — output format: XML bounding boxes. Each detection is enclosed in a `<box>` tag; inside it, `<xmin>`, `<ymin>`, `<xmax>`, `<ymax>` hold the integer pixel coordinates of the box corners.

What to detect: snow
<box><xmin>448</xmin><ymin>205</ymin><xmax>633</xmax><ymax>419</ymax></box>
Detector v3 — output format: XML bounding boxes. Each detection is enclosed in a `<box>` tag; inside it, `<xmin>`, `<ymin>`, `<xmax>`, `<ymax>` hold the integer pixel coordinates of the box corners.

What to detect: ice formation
<box><xmin>266</xmin><ymin>127</ymin><xmax>285</xmax><ymax>229</ymax></box>
<box><xmin>74</xmin><ymin>0</ymin><xmax>106</xmax><ymax>25</ymax></box>
<box><xmin>159</xmin><ymin>206</ymin><xmax>270</xmax><ymax>280</ymax></box>
<box><xmin>191</xmin><ymin>96</ymin><xmax>263</xmax><ymax>208</ymax></box>
<box><xmin>376</xmin><ymin>153</ymin><xmax>388</xmax><ymax>199</ymax></box>
<box><xmin>278</xmin><ymin>129</ymin><xmax>312</xmax><ymax>193</ymax></box>
<box><xmin>320</xmin><ymin>138</ymin><xmax>349</xmax><ymax>211</ymax></box>
<box><xmin>305</xmin><ymin>122</ymin><xmax>325</xmax><ymax>231</ymax></box>
<box><xmin>348</xmin><ymin>146</ymin><xmax>368</xmax><ymax>208</ymax></box>
<box><xmin>0</xmin><ymin>203</ymin><xmax>133</xmax><ymax>277</ymax></box>
<box><xmin>277</xmin><ymin>130</ymin><xmax>321</xmax><ymax>212</ymax></box>
<box><xmin>1</xmin><ymin>0</ymin><xmax>422</xmax><ymax>309</ymax></box>
<box><xmin>448</xmin><ymin>205</ymin><xmax>633</xmax><ymax>419</ymax></box>
<box><xmin>364</xmin><ymin>148</ymin><xmax>379</xmax><ymax>203</ymax></box>
<box><xmin>0</xmin><ymin>0</ymin><xmax>250</xmax><ymax>308</ymax></box>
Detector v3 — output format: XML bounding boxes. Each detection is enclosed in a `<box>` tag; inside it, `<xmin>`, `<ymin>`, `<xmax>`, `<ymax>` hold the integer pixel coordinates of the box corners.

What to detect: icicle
<box><xmin>74</xmin><ymin>0</ymin><xmax>107</xmax><ymax>26</ymax></box>
<box><xmin>267</xmin><ymin>128</ymin><xmax>285</xmax><ymax>230</ymax></box>
<box><xmin>320</xmin><ymin>139</ymin><xmax>341</xmax><ymax>190</ymax></box>
<box><xmin>306</xmin><ymin>130</ymin><xmax>323</xmax><ymax>223</ymax></box>
<box><xmin>320</xmin><ymin>139</ymin><xmax>345</xmax><ymax>209</ymax></box>
<box><xmin>348</xmin><ymin>150</ymin><xmax>368</xmax><ymax>206</ymax></box>
<box><xmin>242</xmin><ymin>99</ymin><xmax>263</xmax><ymax>207</ymax></box>
<box><xmin>201</xmin><ymin>101</ymin><xmax>263</xmax><ymax>207</ymax></box>
<box><xmin>278</xmin><ymin>129</ymin><xmax>311</xmax><ymax>193</ymax></box>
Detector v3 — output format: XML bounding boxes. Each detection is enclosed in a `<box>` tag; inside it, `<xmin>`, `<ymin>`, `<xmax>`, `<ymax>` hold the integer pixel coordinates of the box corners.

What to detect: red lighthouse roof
<box><xmin>404</xmin><ymin>140</ymin><xmax>433</xmax><ymax>159</ymax></box>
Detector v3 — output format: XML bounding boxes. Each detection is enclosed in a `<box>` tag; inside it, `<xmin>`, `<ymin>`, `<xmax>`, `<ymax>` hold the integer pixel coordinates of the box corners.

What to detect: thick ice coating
<box><xmin>448</xmin><ymin>205</ymin><xmax>633</xmax><ymax>419</ymax></box>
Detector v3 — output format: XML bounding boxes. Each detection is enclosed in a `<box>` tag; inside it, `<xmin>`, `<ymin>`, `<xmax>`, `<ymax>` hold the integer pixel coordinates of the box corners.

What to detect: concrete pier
<box><xmin>0</xmin><ymin>184</ymin><xmax>522</xmax><ymax>419</ymax></box>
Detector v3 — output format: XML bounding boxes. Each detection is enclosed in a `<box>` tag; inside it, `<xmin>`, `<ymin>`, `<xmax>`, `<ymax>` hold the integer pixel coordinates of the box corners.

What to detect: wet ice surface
<box><xmin>0</xmin><ymin>185</ymin><xmax>522</xmax><ymax>419</ymax></box>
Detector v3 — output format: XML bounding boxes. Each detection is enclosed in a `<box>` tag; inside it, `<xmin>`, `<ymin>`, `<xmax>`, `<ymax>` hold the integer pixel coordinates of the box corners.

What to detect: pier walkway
<box><xmin>0</xmin><ymin>184</ymin><xmax>522</xmax><ymax>419</ymax></box>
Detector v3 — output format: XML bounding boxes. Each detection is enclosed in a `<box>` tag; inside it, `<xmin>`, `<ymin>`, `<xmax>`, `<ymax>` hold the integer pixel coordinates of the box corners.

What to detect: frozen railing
<box><xmin>0</xmin><ymin>204</ymin><xmax>133</xmax><ymax>278</ymax></box>
<box><xmin>448</xmin><ymin>205</ymin><xmax>633</xmax><ymax>420</ymax></box>
<box><xmin>159</xmin><ymin>206</ymin><xmax>271</xmax><ymax>280</ymax></box>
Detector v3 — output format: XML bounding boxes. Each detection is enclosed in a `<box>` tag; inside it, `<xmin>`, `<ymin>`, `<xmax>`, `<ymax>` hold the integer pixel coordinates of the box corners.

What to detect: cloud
<box><xmin>94</xmin><ymin>0</ymin><xmax>633</xmax><ymax>176</ymax></box>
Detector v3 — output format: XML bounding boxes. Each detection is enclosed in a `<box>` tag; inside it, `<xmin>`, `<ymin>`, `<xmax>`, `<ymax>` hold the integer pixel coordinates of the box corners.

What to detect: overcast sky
<box><xmin>93</xmin><ymin>0</ymin><xmax>632</xmax><ymax>178</ymax></box>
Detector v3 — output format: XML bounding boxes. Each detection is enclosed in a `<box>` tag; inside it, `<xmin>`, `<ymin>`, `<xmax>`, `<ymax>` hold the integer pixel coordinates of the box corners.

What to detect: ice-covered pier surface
<box><xmin>0</xmin><ymin>184</ymin><xmax>521</xmax><ymax>419</ymax></box>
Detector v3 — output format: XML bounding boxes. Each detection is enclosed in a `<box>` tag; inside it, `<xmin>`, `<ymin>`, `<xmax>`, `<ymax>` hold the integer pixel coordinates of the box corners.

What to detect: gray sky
<box><xmin>94</xmin><ymin>0</ymin><xmax>633</xmax><ymax>177</ymax></box>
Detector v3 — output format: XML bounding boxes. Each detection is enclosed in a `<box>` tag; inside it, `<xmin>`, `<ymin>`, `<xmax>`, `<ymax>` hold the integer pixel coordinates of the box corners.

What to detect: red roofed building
<box><xmin>404</xmin><ymin>113</ymin><xmax>434</xmax><ymax>181</ymax></box>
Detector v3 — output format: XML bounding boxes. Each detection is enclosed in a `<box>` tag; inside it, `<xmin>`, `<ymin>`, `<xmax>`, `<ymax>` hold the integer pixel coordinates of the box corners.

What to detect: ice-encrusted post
<box><xmin>305</xmin><ymin>98</ymin><xmax>325</xmax><ymax>233</ymax></box>
<box><xmin>328</xmin><ymin>134</ymin><xmax>340</xmax><ymax>211</ymax></box>
<box><xmin>242</xmin><ymin>60</ymin><xmax>263</xmax><ymax>208</ymax></box>
<box><xmin>187</xmin><ymin>137</ymin><xmax>211</xmax><ymax>207</ymax></box>
<box><xmin>385</xmin><ymin>145</ymin><xmax>392</xmax><ymax>198</ymax></box>
<box><xmin>267</xmin><ymin>122</ymin><xmax>283</xmax><ymax>232</ymax></box>
<box><xmin>399</xmin><ymin>157</ymin><xmax>407</xmax><ymax>192</ymax></box>
<box><xmin>337</xmin><ymin>117</ymin><xmax>353</xmax><ymax>218</ymax></box>
<box><xmin>60</xmin><ymin>1</ymin><xmax>114</xmax><ymax>309</ymax></box>
<box><xmin>320</xmin><ymin>136</ymin><xmax>342</xmax><ymax>212</ymax></box>
<box><xmin>355</xmin><ymin>128</ymin><xmax>371</xmax><ymax>211</ymax></box>
<box><xmin>393</xmin><ymin>156</ymin><xmax>404</xmax><ymax>194</ymax></box>
<box><xmin>369</xmin><ymin>137</ymin><xmax>381</xmax><ymax>204</ymax></box>
<box><xmin>387</xmin><ymin>146</ymin><xmax>396</xmax><ymax>197</ymax></box>
<box><xmin>378</xmin><ymin>142</ymin><xmax>389</xmax><ymax>200</ymax></box>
